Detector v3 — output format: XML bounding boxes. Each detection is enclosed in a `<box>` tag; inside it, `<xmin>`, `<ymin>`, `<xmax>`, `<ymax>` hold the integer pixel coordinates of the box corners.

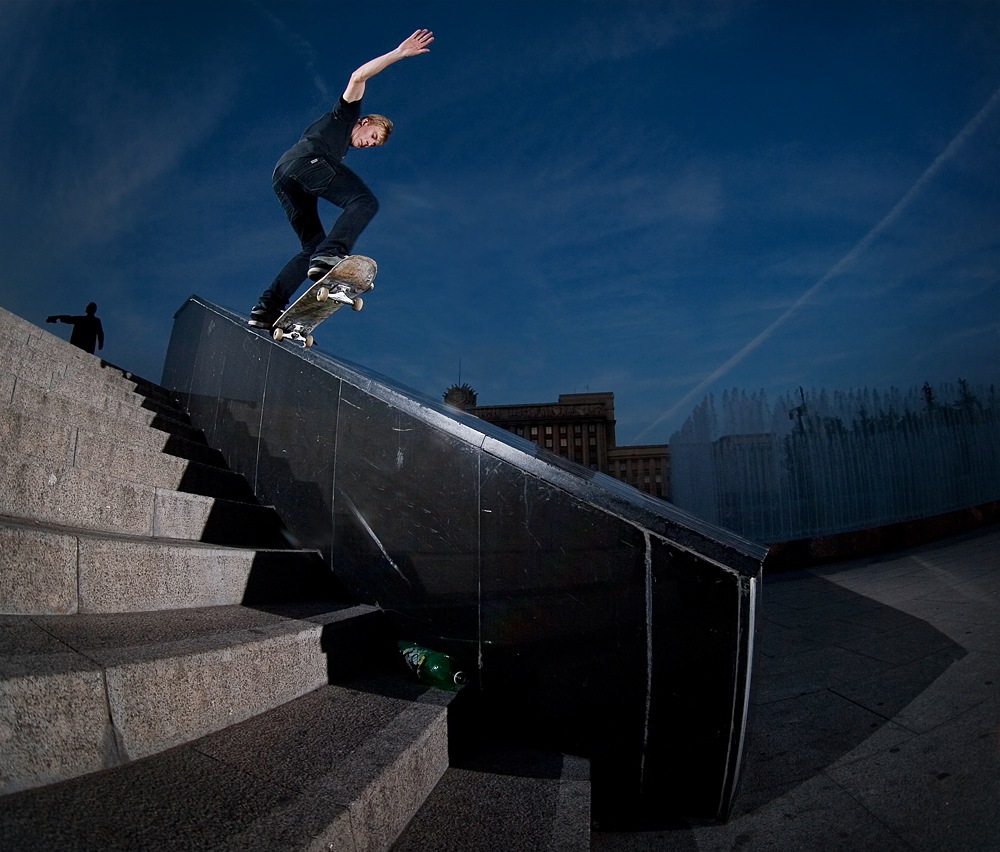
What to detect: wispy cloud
<box><xmin>250</xmin><ymin>1</ymin><xmax>331</xmax><ymax>106</ymax></box>
<box><xmin>66</xmin><ymin>92</ymin><xmax>236</xmax><ymax>242</ymax></box>
<box><xmin>49</xmin><ymin>79</ymin><xmax>240</xmax><ymax>248</ymax></box>
<box><xmin>0</xmin><ymin>3</ymin><xmax>58</xmax><ymax>119</ymax></box>
<box><xmin>632</xmin><ymin>82</ymin><xmax>1000</xmax><ymax>442</ymax></box>
<box><xmin>550</xmin><ymin>2</ymin><xmax>744</xmax><ymax>67</ymax></box>
<box><xmin>0</xmin><ymin>24</ymin><xmax>242</xmax><ymax>252</ymax></box>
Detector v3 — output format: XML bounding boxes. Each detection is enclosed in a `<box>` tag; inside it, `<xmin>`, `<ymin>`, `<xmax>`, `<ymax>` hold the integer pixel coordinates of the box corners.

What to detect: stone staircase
<box><xmin>0</xmin><ymin>307</ymin><xmax>590</xmax><ymax>850</ymax></box>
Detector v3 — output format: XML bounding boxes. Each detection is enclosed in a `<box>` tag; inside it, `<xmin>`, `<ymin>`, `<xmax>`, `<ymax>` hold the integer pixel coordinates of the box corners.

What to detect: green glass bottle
<box><xmin>398</xmin><ymin>641</ymin><xmax>468</xmax><ymax>691</ymax></box>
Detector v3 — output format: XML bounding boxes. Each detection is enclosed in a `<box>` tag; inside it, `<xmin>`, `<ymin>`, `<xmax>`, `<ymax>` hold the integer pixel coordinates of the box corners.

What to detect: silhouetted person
<box><xmin>47</xmin><ymin>302</ymin><xmax>105</xmax><ymax>354</ymax></box>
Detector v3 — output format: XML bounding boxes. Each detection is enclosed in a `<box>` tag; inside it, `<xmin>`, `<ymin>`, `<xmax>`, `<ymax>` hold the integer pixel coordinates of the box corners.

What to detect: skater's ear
<box><xmin>361</xmin><ymin>113</ymin><xmax>393</xmax><ymax>141</ymax></box>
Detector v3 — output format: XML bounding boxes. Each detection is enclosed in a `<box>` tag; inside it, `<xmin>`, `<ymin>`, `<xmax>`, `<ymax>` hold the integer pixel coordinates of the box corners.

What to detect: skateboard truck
<box><xmin>268</xmin><ymin>255</ymin><xmax>377</xmax><ymax>349</ymax></box>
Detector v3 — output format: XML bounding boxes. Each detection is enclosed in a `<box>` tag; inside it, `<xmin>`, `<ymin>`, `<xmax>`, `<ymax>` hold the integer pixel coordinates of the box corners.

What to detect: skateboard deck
<box><xmin>271</xmin><ymin>255</ymin><xmax>378</xmax><ymax>348</ymax></box>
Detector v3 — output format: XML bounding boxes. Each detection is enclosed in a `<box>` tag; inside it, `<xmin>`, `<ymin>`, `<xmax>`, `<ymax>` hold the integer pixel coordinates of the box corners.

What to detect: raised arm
<box><xmin>342</xmin><ymin>29</ymin><xmax>433</xmax><ymax>103</ymax></box>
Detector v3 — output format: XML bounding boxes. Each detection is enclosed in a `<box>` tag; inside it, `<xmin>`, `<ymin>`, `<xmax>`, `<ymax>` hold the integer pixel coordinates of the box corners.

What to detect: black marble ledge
<box><xmin>162</xmin><ymin>294</ymin><xmax>766</xmax><ymax>824</ymax></box>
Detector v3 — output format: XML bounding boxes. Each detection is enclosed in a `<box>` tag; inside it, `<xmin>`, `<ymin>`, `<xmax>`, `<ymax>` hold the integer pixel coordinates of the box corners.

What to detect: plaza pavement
<box><xmin>594</xmin><ymin>525</ymin><xmax>1000</xmax><ymax>851</ymax></box>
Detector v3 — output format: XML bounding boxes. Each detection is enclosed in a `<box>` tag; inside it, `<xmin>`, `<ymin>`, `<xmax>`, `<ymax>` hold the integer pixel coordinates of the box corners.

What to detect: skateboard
<box><xmin>271</xmin><ymin>255</ymin><xmax>378</xmax><ymax>348</ymax></box>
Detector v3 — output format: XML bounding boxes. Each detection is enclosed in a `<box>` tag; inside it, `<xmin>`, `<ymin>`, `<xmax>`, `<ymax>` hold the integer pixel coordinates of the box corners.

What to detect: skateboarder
<box><xmin>249</xmin><ymin>28</ymin><xmax>434</xmax><ymax>328</ymax></box>
<box><xmin>46</xmin><ymin>302</ymin><xmax>105</xmax><ymax>354</ymax></box>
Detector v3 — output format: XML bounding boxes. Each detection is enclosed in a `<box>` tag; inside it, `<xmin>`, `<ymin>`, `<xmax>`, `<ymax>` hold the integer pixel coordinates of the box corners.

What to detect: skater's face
<box><xmin>351</xmin><ymin>119</ymin><xmax>386</xmax><ymax>148</ymax></box>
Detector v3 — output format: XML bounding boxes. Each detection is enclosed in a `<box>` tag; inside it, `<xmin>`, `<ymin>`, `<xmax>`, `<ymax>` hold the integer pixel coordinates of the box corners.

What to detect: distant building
<box><xmin>607</xmin><ymin>444</ymin><xmax>670</xmax><ymax>501</ymax></box>
<box><xmin>444</xmin><ymin>387</ymin><xmax>670</xmax><ymax>500</ymax></box>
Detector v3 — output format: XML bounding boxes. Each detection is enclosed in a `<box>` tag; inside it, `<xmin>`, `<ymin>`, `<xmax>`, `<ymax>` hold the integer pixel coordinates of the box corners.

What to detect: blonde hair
<box><xmin>363</xmin><ymin>113</ymin><xmax>393</xmax><ymax>140</ymax></box>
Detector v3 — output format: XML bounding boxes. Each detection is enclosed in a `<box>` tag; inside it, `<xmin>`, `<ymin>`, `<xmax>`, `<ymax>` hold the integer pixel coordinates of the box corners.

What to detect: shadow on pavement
<box><xmin>735</xmin><ymin>571</ymin><xmax>965</xmax><ymax>815</ymax></box>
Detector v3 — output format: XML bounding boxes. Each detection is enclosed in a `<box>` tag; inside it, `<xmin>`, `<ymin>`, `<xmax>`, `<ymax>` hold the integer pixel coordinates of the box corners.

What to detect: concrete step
<box><xmin>0</xmin><ymin>370</ymin><xmax>204</xmax><ymax>441</ymax></box>
<box><xmin>1</xmin><ymin>332</ymin><xmax>188</xmax><ymax>418</ymax></box>
<box><xmin>0</xmin><ymin>516</ymin><xmax>337</xmax><ymax>615</ymax></box>
<box><xmin>0</xmin><ymin>407</ymin><xmax>249</xmax><ymax>501</ymax></box>
<box><xmin>0</xmin><ymin>308</ymin><xmax>115</xmax><ymax>376</ymax></box>
<box><xmin>121</xmin><ymin>369</ymin><xmax>179</xmax><ymax>405</ymax></box>
<box><xmin>0</xmin><ymin>602</ymin><xmax>394</xmax><ymax>796</ymax></box>
<box><xmin>391</xmin><ymin>746</ymin><xmax>591</xmax><ymax>851</ymax></box>
<box><xmin>3</xmin><ymin>349</ymin><xmax>186</xmax><ymax>421</ymax></box>
<box><xmin>0</xmin><ymin>308</ymin><xmax>166</xmax><ymax>396</ymax></box>
<box><xmin>4</xmin><ymin>374</ymin><xmax>208</xmax><ymax>447</ymax></box>
<box><xmin>0</xmin><ymin>306</ymin><xmax>478</xmax><ymax>848</ymax></box>
<box><xmin>1</xmin><ymin>405</ymin><xmax>249</xmax><ymax>501</ymax></box>
<box><xmin>0</xmin><ymin>455</ymin><xmax>288</xmax><ymax>546</ymax></box>
<box><xmin>0</xmin><ymin>672</ymin><xmax>453</xmax><ymax>852</ymax></box>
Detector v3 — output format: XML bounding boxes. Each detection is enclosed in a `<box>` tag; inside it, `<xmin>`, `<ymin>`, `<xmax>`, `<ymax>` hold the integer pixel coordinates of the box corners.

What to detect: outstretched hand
<box><xmin>397</xmin><ymin>29</ymin><xmax>433</xmax><ymax>58</ymax></box>
<box><xmin>344</xmin><ymin>28</ymin><xmax>434</xmax><ymax>103</ymax></box>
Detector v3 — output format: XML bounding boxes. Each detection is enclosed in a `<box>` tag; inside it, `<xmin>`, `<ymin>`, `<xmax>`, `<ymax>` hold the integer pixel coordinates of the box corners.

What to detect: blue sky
<box><xmin>3</xmin><ymin>1</ymin><xmax>998</xmax><ymax>444</ymax></box>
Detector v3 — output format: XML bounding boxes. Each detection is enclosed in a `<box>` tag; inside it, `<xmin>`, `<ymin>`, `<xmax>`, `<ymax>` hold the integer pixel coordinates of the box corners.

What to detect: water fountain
<box><xmin>670</xmin><ymin>381</ymin><xmax>1000</xmax><ymax>543</ymax></box>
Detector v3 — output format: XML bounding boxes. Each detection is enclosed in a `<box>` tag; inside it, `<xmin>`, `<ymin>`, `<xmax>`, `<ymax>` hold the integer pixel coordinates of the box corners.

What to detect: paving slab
<box><xmin>393</xmin><ymin>745</ymin><xmax>591</xmax><ymax>851</ymax></box>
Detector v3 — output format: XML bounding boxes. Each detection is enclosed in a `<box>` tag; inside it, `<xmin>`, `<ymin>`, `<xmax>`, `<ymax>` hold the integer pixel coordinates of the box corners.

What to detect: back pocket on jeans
<box><xmin>292</xmin><ymin>157</ymin><xmax>337</xmax><ymax>193</ymax></box>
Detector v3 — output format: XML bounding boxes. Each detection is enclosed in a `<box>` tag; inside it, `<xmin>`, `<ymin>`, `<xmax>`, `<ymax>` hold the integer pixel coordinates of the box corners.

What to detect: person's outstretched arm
<box><xmin>343</xmin><ymin>29</ymin><xmax>433</xmax><ymax>103</ymax></box>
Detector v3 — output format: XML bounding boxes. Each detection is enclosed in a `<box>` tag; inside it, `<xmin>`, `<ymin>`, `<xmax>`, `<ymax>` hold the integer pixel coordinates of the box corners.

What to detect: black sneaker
<box><xmin>248</xmin><ymin>303</ymin><xmax>280</xmax><ymax>327</ymax></box>
<box><xmin>307</xmin><ymin>254</ymin><xmax>345</xmax><ymax>281</ymax></box>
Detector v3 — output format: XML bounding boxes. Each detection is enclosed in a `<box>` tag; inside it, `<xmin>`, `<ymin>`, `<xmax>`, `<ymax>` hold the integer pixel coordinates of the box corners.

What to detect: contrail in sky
<box><xmin>251</xmin><ymin>1</ymin><xmax>331</xmax><ymax>103</ymax></box>
<box><xmin>633</xmin><ymin>83</ymin><xmax>1000</xmax><ymax>443</ymax></box>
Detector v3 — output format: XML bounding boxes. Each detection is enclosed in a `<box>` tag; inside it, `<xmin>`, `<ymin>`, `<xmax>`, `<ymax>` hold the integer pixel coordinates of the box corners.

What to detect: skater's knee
<box><xmin>358</xmin><ymin>192</ymin><xmax>379</xmax><ymax>219</ymax></box>
<box><xmin>346</xmin><ymin>190</ymin><xmax>378</xmax><ymax>218</ymax></box>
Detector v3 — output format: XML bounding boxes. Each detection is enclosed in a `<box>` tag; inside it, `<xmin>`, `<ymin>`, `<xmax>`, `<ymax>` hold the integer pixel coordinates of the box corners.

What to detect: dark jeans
<box><xmin>260</xmin><ymin>156</ymin><xmax>379</xmax><ymax>309</ymax></box>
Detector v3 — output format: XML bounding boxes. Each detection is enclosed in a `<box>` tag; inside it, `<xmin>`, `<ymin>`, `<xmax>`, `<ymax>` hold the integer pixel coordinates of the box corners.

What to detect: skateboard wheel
<box><xmin>304</xmin><ymin>334</ymin><xmax>315</xmax><ymax>348</ymax></box>
<box><xmin>316</xmin><ymin>287</ymin><xmax>330</xmax><ymax>302</ymax></box>
<box><xmin>272</xmin><ymin>328</ymin><xmax>284</xmax><ymax>341</ymax></box>
<box><xmin>352</xmin><ymin>297</ymin><xmax>364</xmax><ymax>312</ymax></box>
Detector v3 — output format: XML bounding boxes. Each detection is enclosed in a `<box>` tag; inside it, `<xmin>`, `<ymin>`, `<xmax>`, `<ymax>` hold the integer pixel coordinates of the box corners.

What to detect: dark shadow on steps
<box><xmin>240</xmin><ymin>550</ymin><xmax>343</xmax><ymax>602</ymax></box>
<box><xmin>193</xmin><ymin>500</ymin><xmax>292</xmax><ymax>548</ymax></box>
<box><xmin>175</xmin><ymin>460</ymin><xmax>257</xmax><ymax>503</ymax></box>
<box><xmin>157</xmin><ymin>431</ymin><xmax>227</xmax><ymax>467</ymax></box>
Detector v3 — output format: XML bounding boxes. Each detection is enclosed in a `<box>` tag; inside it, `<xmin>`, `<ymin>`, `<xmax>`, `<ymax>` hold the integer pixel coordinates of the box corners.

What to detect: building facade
<box><xmin>445</xmin><ymin>387</ymin><xmax>670</xmax><ymax>500</ymax></box>
<box><xmin>606</xmin><ymin>444</ymin><xmax>670</xmax><ymax>501</ymax></box>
